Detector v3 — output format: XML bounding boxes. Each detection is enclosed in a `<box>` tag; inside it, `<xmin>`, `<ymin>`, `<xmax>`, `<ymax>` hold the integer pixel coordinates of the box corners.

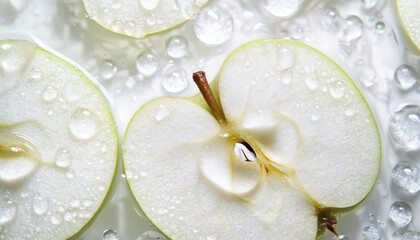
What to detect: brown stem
<box><xmin>192</xmin><ymin>71</ymin><xmax>227</xmax><ymax>126</ymax></box>
<box><xmin>322</xmin><ymin>217</ymin><xmax>339</xmax><ymax>237</ymax></box>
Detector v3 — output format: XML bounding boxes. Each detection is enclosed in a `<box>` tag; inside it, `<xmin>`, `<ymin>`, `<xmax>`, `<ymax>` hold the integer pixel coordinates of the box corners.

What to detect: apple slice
<box><xmin>396</xmin><ymin>0</ymin><xmax>420</xmax><ymax>51</ymax></box>
<box><xmin>0</xmin><ymin>40</ymin><xmax>117</xmax><ymax>239</ymax></box>
<box><xmin>83</xmin><ymin>0</ymin><xmax>208</xmax><ymax>37</ymax></box>
<box><xmin>123</xmin><ymin>39</ymin><xmax>381</xmax><ymax>239</ymax></box>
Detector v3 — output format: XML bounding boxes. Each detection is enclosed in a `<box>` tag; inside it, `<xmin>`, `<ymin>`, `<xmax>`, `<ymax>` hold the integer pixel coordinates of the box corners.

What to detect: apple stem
<box><xmin>322</xmin><ymin>216</ymin><xmax>339</xmax><ymax>237</ymax></box>
<box><xmin>192</xmin><ymin>71</ymin><xmax>227</xmax><ymax>126</ymax></box>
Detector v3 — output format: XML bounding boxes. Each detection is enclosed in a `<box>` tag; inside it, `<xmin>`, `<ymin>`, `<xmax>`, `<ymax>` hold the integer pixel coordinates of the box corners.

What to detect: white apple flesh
<box><xmin>0</xmin><ymin>40</ymin><xmax>117</xmax><ymax>239</ymax></box>
<box><xmin>396</xmin><ymin>0</ymin><xmax>420</xmax><ymax>51</ymax></box>
<box><xmin>123</xmin><ymin>39</ymin><xmax>381</xmax><ymax>239</ymax></box>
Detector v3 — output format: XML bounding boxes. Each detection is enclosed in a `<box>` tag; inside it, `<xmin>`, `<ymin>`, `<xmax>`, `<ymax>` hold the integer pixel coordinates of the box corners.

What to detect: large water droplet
<box><xmin>166</xmin><ymin>36</ymin><xmax>188</xmax><ymax>59</ymax></box>
<box><xmin>137</xmin><ymin>230</ymin><xmax>166</xmax><ymax>240</ymax></box>
<box><xmin>194</xmin><ymin>6</ymin><xmax>234</xmax><ymax>45</ymax></box>
<box><xmin>402</xmin><ymin>231</ymin><xmax>420</xmax><ymax>240</ymax></box>
<box><xmin>32</xmin><ymin>194</ymin><xmax>48</xmax><ymax>215</ymax></box>
<box><xmin>139</xmin><ymin>0</ymin><xmax>160</xmax><ymax>10</ymax></box>
<box><xmin>362</xmin><ymin>225</ymin><xmax>381</xmax><ymax>240</ymax></box>
<box><xmin>100</xmin><ymin>60</ymin><xmax>117</xmax><ymax>80</ymax></box>
<box><xmin>388</xmin><ymin>201</ymin><xmax>412</xmax><ymax>228</ymax></box>
<box><xmin>0</xmin><ymin>198</ymin><xmax>17</xmax><ymax>225</ymax></box>
<box><xmin>338</xmin><ymin>15</ymin><xmax>363</xmax><ymax>42</ymax></box>
<box><xmin>394</xmin><ymin>64</ymin><xmax>419</xmax><ymax>91</ymax></box>
<box><xmin>261</xmin><ymin>0</ymin><xmax>305</xmax><ymax>18</ymax></box>
<box><xmin>55</xmin><ymin>148</ymin><xmax>73</xmax><ymax>168</ymax></box>
<box><xmin>103</xmin><ymin>229</ymin><xmax>120</xmax><ymax>240</ymax></box>
<box><xmin>136</xmin><ymin>50</ymin><xmax>160</xmax><ymax>77</ymax></box>
<box><xmin>42</xmin><ymin>85</ymin><xmax>58</xmax><ymax>102</ymax></box>
<box><xmin>322</xmin><ymin>8</ymin><xmax>342</xmax><ymax>30</ymax></box>
<box><xmin>161</xmin><ymin>66</ymin><xmax>188</xmax><ymax>93</ymax></box>
<box><xmin>391</xmin><ymin>161</ymin><xmax>420</xmax><ymax>194</ymax></box>
<box><xmin>389</xmin><ymin>105</ymin><xmax>420</xmax><ymax>149</ymax></box>
<box><xmin>69</xmin><ymin>108</ymin><xmax>99</xmax><ymax>140</ymax></box>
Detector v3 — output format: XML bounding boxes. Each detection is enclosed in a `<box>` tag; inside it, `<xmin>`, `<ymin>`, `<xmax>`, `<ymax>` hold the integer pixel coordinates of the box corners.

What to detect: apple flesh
<box><xmin>0</xmin><ymin>40</ymin><xmax>117</xmax><ymax>239</ymax></box>
<box><xmin>395</xmin><ymin>0</ymin><xmax>420</xmax><ymax>51</ymax></box>
<box><xmin>123</xmin><ymin>39</ymin><xmax>381</xmax><ymax>239</ymax></box>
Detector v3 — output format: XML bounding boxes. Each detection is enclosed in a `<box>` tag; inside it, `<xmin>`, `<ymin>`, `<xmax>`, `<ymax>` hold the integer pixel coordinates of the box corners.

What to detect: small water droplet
<box><xmin>103</xmin><ymin>229</ymin><xmax>119</xmax><ymax>240</ymax></box>
<box><xmin>70</xmin><ymin>200</ymin><xmax>80</xmax><ymax>208</ymax></box>
<box><xmin>389</xmin><ymin>105</ymin><xmax>420</xmax><ymax>149</ymax></box>
<box><xmin>374</xmin><ymin>21</ymin><xmax>385</xmax><ymax>33</ymax></box>
<box><xmin>154</xmin><ymin>104</ymin><xmax>170</xmax><ymax>122</ymax></box>
<box><xmin>136</xmin><ymin>50</ymin><xmax>160</xmax><ymax>77</ymax></box>
<box><xmin>394</xmin><ymin>64</ymin><xmax>419</xmax><ymax>90</ymax></box>
<box><xmin>32</xmin><ymin>194</ymin><xmax>48</xmax><ymax>215</ymax></box>
<box><xmin>391</xmin><ymin>161</ymin><xmax>420</xmax><ymax>194</ymax></box>
<box><xmin>100</xmin><ymin>142</ymin><xmax>107</xmax><ymax>153</ymax></box>
<box><xmin>100</xmin><ymin>60</ymin><xmax>117</xmax><ymax>80</ymax></box>
<box><xmin>388</xmin><ymin>201</ymin><xmax>412</xmax><ymax>228</ymax></box>
<box><xmin>345</xmin><ymin>109</ymin><xmax>355</xmax><ymax>116</ymax></box>
<box><xmin>362</xmin><ymin>0</ymin><xmax>378</xmax><ymax>9</ymax></box>
<box><xmin>0</xmin><ymin>198</ymin><xmax>17</xmax><ymax>225</ymax></box>
<box><xmin>55</xmin><ymin>148</ymin><xmax>73</xmax><ymax>168</ymax></box>
<box><xmin>28</xmin><ymin>68</ymin><xmax>43</xmax><ymax>81</ymax></box>
<box><xmin>329</xmin><ymin>81</ymin><xmax>345</xmax><ymax>99</ymax></box>
<box><xmin>50</xmin><ymin>214</ymin><xmax>62</xmax><ymax>225</ymax></box>
<box><xmin>139</xmin><ymin>0</ymin><xmax>160</xmax><ymax>10</ymax></box>
<box><xmin>140</xmin><ymin>171</ymin><xmax>148</xmax><ymax>177</ymax></box>
<box><xmin>362</xmin><ymin>225</ymin><xmax>381</xmax><ymax>240</ymax></box>
<box><xmin>137</xmin><ymin>230</ymin><xmax>166</xmax><ymax>240</ymax></box>
<box><xmin>305</xmin><ymin>77</ymin><xmax>318</xmax><ymax>90</ymax></box>
<box><xmin>338</xmin><ymin>15</ymin><xmax>363</xmax><ymax>42</ymax></box>
<box><xmin>161</xmin><ymin>66</ymin><xmax>188</xmax><ymax>93</ymax></box>
<box><xmin>69</xmin><ymin>108</ymin><xmax>99</xmax><ymax>140</ymax></box>
<box><xmin>166</xmin><ymin>36</ymin><xmax>188</xmax><ymax>59</ymax></box>
<box><xmin>98</xmin><ymin>183</ymin><xmax>106</xmax><ymax>192</ymax></box>
<box><xmin>194</xmin><ymin>6</ymin><xmax>234</xmax><ymax>45</ymax></box>
<box><xmin>359</xmin><ymin>66</ymin><xmax>377</xmax><ymax>87</ymax></box>
<box><xmin>278</xmin><ymin>48</ymin><xmax>295</xmax><ymax>70</ymax></box>
<box><xmin>261</xmin><ymin>0</ymin><xmax>305</xmax><ymax>18</ymax></box>
<box><xmin>333</xmin><ymin>235</ymin><xmax>351</xmax><ymax>240</ymax></box>
<box><xmin>322</xmin><ymin>8</ymin><xmax>342</xmax><ymax>30</ymax></box>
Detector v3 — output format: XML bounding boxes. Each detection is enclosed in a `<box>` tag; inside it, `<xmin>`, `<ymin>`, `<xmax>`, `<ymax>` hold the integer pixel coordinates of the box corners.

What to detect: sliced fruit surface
<box><xmin>218</xmin><ymin>39</ymin><xmax>381</xmax><ymax>208</ymax></box>
<box><xmin>123</xmin><ymin>98</ymin><xmax>317</xmax><ymax>239</ymax></box>
<box><xmin>83</xmin><ymin>0</ymin><xmax>208</xmax><ymax>37</ymax></box>
<box><xmin>396</xmin><ymin>0</ymin><xmax>420</xmax><ymax>51</ymax></box>
<box><xmin>0</xmin><ymin>40</ymin><xmax>117</xmax><ymax>239</ymax></box>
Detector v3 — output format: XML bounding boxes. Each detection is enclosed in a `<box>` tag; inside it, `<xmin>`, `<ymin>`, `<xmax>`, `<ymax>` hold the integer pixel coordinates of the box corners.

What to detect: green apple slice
<box><xmin>0</xmin><ymin>40</ymin><xmax>117</xmax><ymax>239</ymax></box>
<box><xmin>123</xmin><ymin>39</ymin><xmax>381</xmax><ymax>239</ymax></box>
<box><xmin>396</xmin><ymin>0</ymin><xmax>420</xmax><ymax>51</ymax></box>
<box><xmin>83</xmin><ymin>0</ymin><xmax>208</xmax><ymax>37</ymax></box>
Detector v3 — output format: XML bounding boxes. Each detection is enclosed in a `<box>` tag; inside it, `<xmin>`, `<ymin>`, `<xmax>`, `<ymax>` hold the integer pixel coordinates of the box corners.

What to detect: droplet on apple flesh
<box><xmin>0</xmin><ymin>40</ymin><xmax>117</xmax><ymax>239</ymax></box>
<box><xmin>123</xmin><ymin>39</ymin><xmax>381</xmax><ymax>239</ymax></box>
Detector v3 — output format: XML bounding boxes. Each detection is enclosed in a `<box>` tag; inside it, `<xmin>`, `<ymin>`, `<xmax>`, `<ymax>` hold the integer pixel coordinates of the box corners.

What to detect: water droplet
<box><xmin>136</xmin><ymin>50</ymin><xmax>160</xmax><ymax>77</ymax></box>
<box><xmin>234</xmin><ymin>142</ymin><xmax>256</xmax><ymax>162</ymax></box>
<box><xmin>161</xmin><ymin>66</ymin><xmax>188</xmax><ymax>93</ymax></box>
<box><xmin>28</xmin><ymin>68</ymin><xmax>43</xmax><ymax>81</ymax></box>
<box><xmin>391</xmin><ymin>161</ymin><xmax>420</xmax><ymax>194</ymax></box>
<box><xmin>103</xmin><ymin>229</ymin><xmax>119</xmax><ymax>240</ymax></box>
<box><xmin>394</xmin><ymin>64</ymin><xmax>419</xmax><ymax>90</ymax></box>
<box><xmin>393</xmin><ymin>231</ymin><xmax>403</xmax><ymax>240</ymax></box>
<box><xmin>100</xmin><ymin>60</ymin><xmax>117</xmax><ymax>80</ymax></box>
<box><xmin>389</xmin><ymin>105</ymin><xmax>420</xmax><ymax>149</ymax></box>
<box><xmin>139</xmin><ymin>0</ymin><xmax>160</xmax><ymax>10</ymax></box>
<box><xmin>100</xmin><ymin>142</ymin><xmax>107</xmax><ymax>153</ymax></box>
<box><xmin>154</xmin><ymin>104</ymin><xmax>170</xmax><ymax>122</ymax></box>
<box><xmin>329</xmin><ymin>81</ymin><xmax>345</xmax><ymax>99</ymax></box>
<box><xmin>166</xmin><ymin>36</ymin><xmax>188</xmax><ymax>59</ymax></box>
<box><xmin>137</xmin><ymin>230</ymin><xmax>166</xmax><ymax>240</ymax></box>
<box><xmin>338</xmin><ymin>15</ymin><xmax>363</xmax><ymax>42</ymax></box>
<box><xmin>41</xmin><ymin>85</ymin><xmax>58</xmax><ymax>102</ymax></box>
<box><xmin>51</xmin><ymin>214</ymin><xmax>62</xmax><ymax>225</ymax></box>
<box><xmin>194</xmin><ymin>6</ymin><xmax>234</xmax><ymax>45</ymax></box>
<box><xmin>402</xmin><ymin>231</ymin><xmax>420</xmax><ymax>240</ymax></box>
<box><xmin>261</xmin><ymin>0</ymin><xmax>305</xmax><ymax>18</ymax></box>
<box><xmin>278</xmin><ymin>48</ymin><xmax>295</xmax><ymax>70</ymax></box>
<box><xmin>0</xmin><ymin>198</ymin><xmax>17</xmax><ymax>225</ymax></box>
<box><xmin>345</xmin><ymin>109</ymin><xmax>355</xmax><ymax>116</ymax></box>
<box><xmin>362</xmin><ymin>225</ymin><xmax>381</xmax><ymax>240</ymax></box>
<box><xmin>359</xmin><ymin>66</ymin><xmax>377</xmax><ymax>87</ymax></box>
<box><xmin>362</xmin><ymin>0</ymin><xmax>378</xmax><ymax>9</ymax></box>
<box><xmin>70</xmin><ymin>200</ymin><xmax>80</xmax><ymax>208</ymax></box>
<box><xmin>140</xmin><ymin>171</ymin><xmax>148</xmax><ymax>177</ymax></box>
<box><xmin>322</xmin><ymin>8</ymin><xmax>342</xmax><ymax>30</ymax></box>
<box><xmin>333</xmin><ymin>235</ymin><xmax>351</xmax><ymax>240</ymax></box>
<box><xmin>64</xmin><ymin>211</ymin><xmax>74</xmax><ymax>221</ymax></box>
<box><xmin>388</xmin><ymin>201</ymin><xmax>412</xmax><ymax>228</ymax></box>
<box><xmin>98</xmin><ymin>183</ymin><xmax>106</xmax><ymax>192</ymax></box>
<box><xmin>374</xmin><ymin>21</ymin><xmax>385</xmax><ymax>33</ymax></box>
<box><xmin>69</xmin><ymin>108</ymin><xmax>99</xmax><ymax>140</ymax></box>
<box><xmin>305</xmin><ymin>77</ymin><xmax>318</xmax><ymax>90</ymax></box>
<box><xmin>66</xmin><ymin>171</ymin><xmax>75</xmax><ymax>179</ymax></box>
<box><xmin>32</xmin><ymin>194</ymin><xmax>48</xmax><ymax>215</ymax></box>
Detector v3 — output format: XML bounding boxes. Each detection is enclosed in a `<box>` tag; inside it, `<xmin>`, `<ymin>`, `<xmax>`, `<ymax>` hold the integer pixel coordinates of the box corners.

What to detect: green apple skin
<box><xmin>395</xmin><ymin>0</ymin><xmax>420</xmax><ymax>52</ymax></box>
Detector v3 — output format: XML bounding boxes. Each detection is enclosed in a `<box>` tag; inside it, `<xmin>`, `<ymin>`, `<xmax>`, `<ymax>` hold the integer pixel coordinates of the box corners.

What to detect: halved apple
<box><xmin>83</xmin><ymin>0</ymin><xmax>208</xmax><ymax>37</ymax></box>
<box><xmin>0</xmin><ymin>40</ymin><xmax>117</xmax><ymax>239</ymax></box>
<box><xmin>123</xmin><ymin>39</ymin><xmax>381</xmax><ymax>239</ymax></box>
<box><xmin>396</xmin><ymin>0</ymin><xmax>420</xmax><ymax>51</ymax></box>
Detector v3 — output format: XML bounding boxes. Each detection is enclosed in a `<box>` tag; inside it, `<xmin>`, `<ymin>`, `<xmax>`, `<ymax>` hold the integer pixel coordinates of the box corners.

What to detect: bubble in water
<box><xmin>69</xmin><ymin>108</ymin><xmax>99</xmax><ymax>140</ymax></box>
<box><xmin>391</xmin><ymin>161</ymin><xmax>420</xmax><ymax>194</ymax></box>
<box><xmin>0</xmin><ymin>198</ymin><xmax>17</xmax><ymax>225</ymax></box>
<box><xmin>42</xmin><ymin>85</ymin><xmax>58</xmax><ymax>102</ymax></box>
<box><xmin>166</xmin><ymin>36</ymin><xmax>188</xmax><ymax>58</ymax></box>
<box><xmin>388</xmin><ymin>201</ymin><xmax>412</xmax><ymax>228</ymax></box>
<box><xmin>193</xmin><ymin>6</ymin><xmax>234</xmax><ymax>45</ymax></box>
<box><xmin>362</xmin><ymin>0</ymin><xmax>378</xmax><ymax>9</ymax></box>
<box><xmin>103</xmin><ymin>229</ymin><xmax>120</xmax><ymax>240</ymax></box>
<box><xmin>402</xmin><ymin>231</ymin><xmax>420</xmax><ymax>240</ymax></box>
<box><xmin>100</xmin><ymin>60</ymin><xmax>117</xmax><ymax>80</ymax></box>
<box><xmin>394</xmin><ymin>64</ymin><xmax>419</xmax><ymax>90</ymax></box>
<box><xmin>55</xmin><ymin>148</ymin><xmax>73</xmax><ymax>168</ymax></box>
<box><xmin>139</xmin><ymin>0</ymin><xmax>160</xmax><ymax>10</ymax></box>
<box><xmin>161</xmin><ymin>66</ymin><xmax>188</xmax><ymax>93</ymax></box>
<box><xmin>322</xmin><ymin>8</ymin><xmax>342</xmax><ymax>30</ymax></box>
<box><xmin>333</xmin><ymin>235</ymin><xmax>351</xmax><ymax>240</ymax></box>
<box><xmin>32</xmin><ymin>194</ymin><xmax>48</xmax><ymax>215</ymax></box>
<box><xmin>362</xmin><ymin>225</ymin><xmax>381</xmax><ymax>240</ymax></box>
<box><xmin>261</xmin><ymin>0</ymin><xmax>305</xmax><ymax>18</ymax></box>
<box><xmin>137</xmin><ymin>230</ymin><xmax>166</xmax><ymax>240</ymax></box>
<box><xmin>359</xmin><ymin>66</ymin><xmax>377</xmax><ymax>87</ymax></box>
<box><xmin>389</xmin><ymin>105</ymin><xmax>420</xmax><ymax>149</ymax></box>
<box><xmin>136</xmin><ymin>50</ymin><xmax>160</xmax><ymax>76</ymax></box>
<box><xmin>374</xmin><ymin>21</ymin><xmax>385</xmax><ymax>33</ymax></box>
<box><xmin>338</xmin><ymin>15</ymin><xmax>363</xmax><ymax>42</ymax></box>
